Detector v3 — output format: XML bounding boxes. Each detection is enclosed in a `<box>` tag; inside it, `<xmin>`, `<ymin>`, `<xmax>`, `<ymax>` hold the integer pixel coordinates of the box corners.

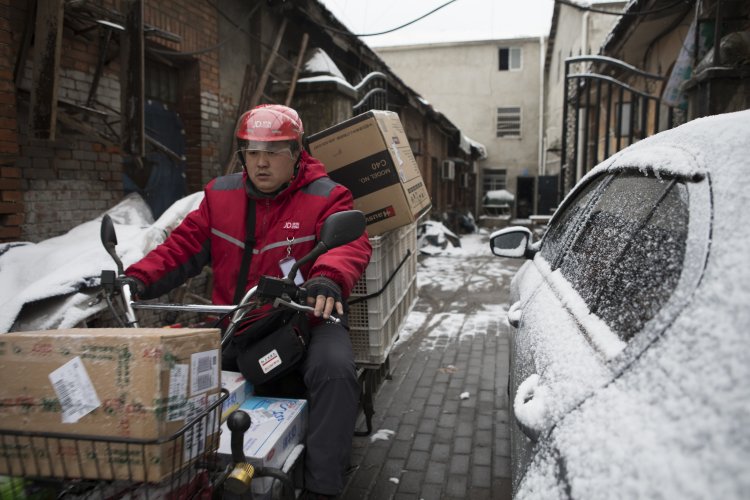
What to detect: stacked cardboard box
<box><xmin>307</xmin><ymin>110</ymin><xmax>431</xmax><ymax>236</ymax></box>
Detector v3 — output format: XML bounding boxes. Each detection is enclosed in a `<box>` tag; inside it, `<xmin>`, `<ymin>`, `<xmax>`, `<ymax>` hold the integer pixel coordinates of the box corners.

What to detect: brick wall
<box><xmin>0</xmin><ymin>0</ymin><xmax>23</xmax><ymax>241</ymax></box>
<box><xmin>1</xmin><ymin>0</ymin><xmax>221</xmax><ymax>243</ymax></box>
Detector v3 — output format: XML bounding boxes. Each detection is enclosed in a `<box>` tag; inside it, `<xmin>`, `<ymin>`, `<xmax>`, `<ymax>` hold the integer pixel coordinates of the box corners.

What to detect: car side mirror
<box><xmin>489</xmin><ymin>226</ymin><xmax>536</xmax><ymax>259</ymax></box>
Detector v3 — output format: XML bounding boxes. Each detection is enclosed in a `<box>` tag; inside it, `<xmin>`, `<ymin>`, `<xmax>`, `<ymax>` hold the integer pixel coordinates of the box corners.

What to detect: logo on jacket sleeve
<box><xmin>283</xmin><ymin>221</ymin><xmax>300</xmax><ymax>230</ymax></box>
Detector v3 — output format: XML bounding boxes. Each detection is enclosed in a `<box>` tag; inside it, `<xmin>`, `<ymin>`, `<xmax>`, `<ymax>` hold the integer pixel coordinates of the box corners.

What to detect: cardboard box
<box><xmin>220</xmin><ymin>370</ymin><xmax>253</xmax><ymax>421</ymax></box>
<box><xmin>0</xmin><ymin>328</ymin><xmax>222</xmax><ymax>482</ymax></box>
<box><xmin>218</xmin><ymin>396</ymin><xmax>307</xmax><ymax>500</ymax></box>
<box><xmin>307</xmin><ymin>110</ymin><xmax>432</xmax><ymax>236</ymax></box>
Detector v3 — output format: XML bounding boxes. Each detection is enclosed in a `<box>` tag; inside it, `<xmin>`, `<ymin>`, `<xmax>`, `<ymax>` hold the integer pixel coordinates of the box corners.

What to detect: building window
<box><xmin>146</xmin><ymin>59</ymin><xmax>179</xmax><ymax>105</ymax></box>
<box><xmin>498</xmin><ymin>47</ymin><xmax>522</xmax><ymax>71</ymax></box>
<box><xmin>483</xmin><ymin>168</ymin><xmax>507</xmax><ymax>192</ymax></box>
<box><xmin>497</xmin><ymin>107</ymin><xmax>521</xmax><ymax>137</ymax></box>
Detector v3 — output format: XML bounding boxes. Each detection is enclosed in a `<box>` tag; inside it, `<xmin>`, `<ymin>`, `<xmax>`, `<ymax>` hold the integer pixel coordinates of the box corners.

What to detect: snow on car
<box><xmin>490</xmin><ymin>110</ymin><xmax>750</xmax><ymax>499</ymax></box>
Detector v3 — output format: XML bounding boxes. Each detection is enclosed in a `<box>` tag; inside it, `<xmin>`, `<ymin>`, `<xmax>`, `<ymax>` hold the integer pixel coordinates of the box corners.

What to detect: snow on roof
<box><xmin>296</xmin><ymin>74</ymin><xmax>357</xmax><ymax>93</ymax></box>
<box><xmin>303</xmin><ymin>47</ymin><xmax>346</xmax><ymax>80</ymax></box>
<box><xmin>464</xmin><ymin>135</ymin><xmax>488</xmax><ymax>159</ymax></box>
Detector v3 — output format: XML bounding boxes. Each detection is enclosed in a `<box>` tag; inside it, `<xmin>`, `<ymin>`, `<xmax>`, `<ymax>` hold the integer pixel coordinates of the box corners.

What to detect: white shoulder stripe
<box><xmin>211</xmin><ymin>228</ymin><xmax>316</xmax><ymax>254</ymax></box>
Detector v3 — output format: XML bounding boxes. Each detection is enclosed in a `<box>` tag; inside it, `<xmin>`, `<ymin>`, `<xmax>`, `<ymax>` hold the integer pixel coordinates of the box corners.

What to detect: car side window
<box><xmin>593</xmin><ymin>179</ymin><xmax>688</xmax><ymax>341</ymax></box>
<box><xmin>558</xmin><ymin>172</ymin><xmax>688</xmax><ymax>342</ymax></box>
<box><xmin>540</xmin><ymin>175</ymin><xmax>607</xmax><ymax>266</ymax></box>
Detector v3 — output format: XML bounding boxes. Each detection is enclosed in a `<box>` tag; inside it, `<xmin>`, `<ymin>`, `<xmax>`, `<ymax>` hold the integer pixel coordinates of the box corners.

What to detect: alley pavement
<box><xmin>342</xmin><ymin>232</ymin><xmax>522</xmax><ymax>500</ymax></box>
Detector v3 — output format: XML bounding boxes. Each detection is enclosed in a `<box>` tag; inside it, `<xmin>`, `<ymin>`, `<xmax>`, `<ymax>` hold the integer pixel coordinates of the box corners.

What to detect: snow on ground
<box><xmin>397</xmin><ymin>230</ymin><xmax>519</xmax><ymax>352</ymax></box>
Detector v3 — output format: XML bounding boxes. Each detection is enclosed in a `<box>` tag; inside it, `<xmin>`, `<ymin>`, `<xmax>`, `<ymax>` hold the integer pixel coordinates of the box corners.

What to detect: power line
<box><xmin>315</xmin><ymin>0</ymin><xmax>459</xmax><ymax>37</ymax></box>
<box><xmin>555</xmin><ymin>0</ymin><xmax>693</xmax><ymax>16</ymax></box>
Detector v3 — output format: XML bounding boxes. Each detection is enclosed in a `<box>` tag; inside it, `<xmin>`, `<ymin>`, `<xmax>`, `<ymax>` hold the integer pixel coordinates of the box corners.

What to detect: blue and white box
<box><xmin>218</xmin><ymin>396</ymin><xmax>307</xmax><ymax>500</ymax></box>
<box><xmin>220</xmin><ymin>370</ymin><xmax>253</xmax><ymax>420</ymax></box>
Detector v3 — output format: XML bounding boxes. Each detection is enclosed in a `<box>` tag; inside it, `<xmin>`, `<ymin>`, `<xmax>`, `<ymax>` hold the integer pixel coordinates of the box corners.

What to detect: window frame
<box><xmin>482</xmin><ymin>168</ymin><xmax>508</xmax><ymax>193</ymax></box>
<box><xmin>498</xmin><ymin>46</ymin><xmax>522</xmax><ymax>71</ymax></box>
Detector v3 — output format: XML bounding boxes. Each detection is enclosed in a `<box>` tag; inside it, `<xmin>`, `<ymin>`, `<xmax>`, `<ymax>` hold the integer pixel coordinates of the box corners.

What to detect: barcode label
<box><xmin>49</xmin><ymin>357</ymin><xmax>101</xmax><ymax>424</ymax></box>
<box><xmin>167</xmin><ymin>364</ymin><xmax>188</xmax><ymax>421</ymax></box>
<box><xmin>190</xmin><ymin>349</ymin><xmax>219</xmax><ymax>395</ymax></box>
<box><xmin>183</xmin><ymin>394</ymin><xmax>208</xmax><ymax>462</ymax></box>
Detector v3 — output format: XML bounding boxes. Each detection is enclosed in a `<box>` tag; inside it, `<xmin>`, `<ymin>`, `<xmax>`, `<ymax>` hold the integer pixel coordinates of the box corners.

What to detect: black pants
<box><xmin>226</xmin><ymin>320</ymin><xmax>360</xmax><ymax>495</ymax></box>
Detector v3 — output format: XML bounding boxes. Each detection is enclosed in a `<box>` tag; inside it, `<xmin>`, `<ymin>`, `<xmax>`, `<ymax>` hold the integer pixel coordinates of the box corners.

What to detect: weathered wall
<box><xmin>1</xmin><ymin>0</ymin><xmax>221</xmax><ymax>243</ymax></box>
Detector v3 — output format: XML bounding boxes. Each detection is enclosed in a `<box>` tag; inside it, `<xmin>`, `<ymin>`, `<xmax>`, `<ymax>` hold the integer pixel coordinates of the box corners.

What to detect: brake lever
<box><xmin>272</xmin><ymin>297</ymin><xmax>342</xmax><ymax>324</ymax></box>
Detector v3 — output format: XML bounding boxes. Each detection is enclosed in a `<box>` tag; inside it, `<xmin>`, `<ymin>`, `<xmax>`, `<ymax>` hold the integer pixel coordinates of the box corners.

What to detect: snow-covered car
<box><xmin>489</xmin><ymin>110</ymin><xmax>750</xmax><ymax>499</ymax></box>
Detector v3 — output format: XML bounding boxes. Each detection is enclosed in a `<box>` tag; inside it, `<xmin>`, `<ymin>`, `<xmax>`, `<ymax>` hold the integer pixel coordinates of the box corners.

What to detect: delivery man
<box><xmin>124</xmin><ymin>104</ymin><xmax>372</xmax><ymax>499</ymax></box>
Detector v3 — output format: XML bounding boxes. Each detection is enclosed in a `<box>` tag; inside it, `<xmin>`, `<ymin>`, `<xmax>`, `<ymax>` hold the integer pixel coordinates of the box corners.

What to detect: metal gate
<box><xmin>560</xmin><ymin>55</ymin><xmax>682</xmax><ymax>198</ymax></box>
<box><xmin>353</xmin><ymin>71</ymin><xmax>389</xmax><ymax>113</ymax></box>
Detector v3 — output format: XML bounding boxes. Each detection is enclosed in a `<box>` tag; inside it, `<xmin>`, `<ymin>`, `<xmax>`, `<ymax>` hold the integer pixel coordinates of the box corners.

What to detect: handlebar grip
<box><xmin>227</xmin><ymin>410</ymin><xmax>252</xmax><ymax>464</ymax></box>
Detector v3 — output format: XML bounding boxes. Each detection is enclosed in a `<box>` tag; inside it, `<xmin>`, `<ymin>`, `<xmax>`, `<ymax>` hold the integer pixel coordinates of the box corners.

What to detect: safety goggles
<box><xmin>238</xmin><ymin>140</ymin><xmax>296</xmax><ymax>160</ymax></box>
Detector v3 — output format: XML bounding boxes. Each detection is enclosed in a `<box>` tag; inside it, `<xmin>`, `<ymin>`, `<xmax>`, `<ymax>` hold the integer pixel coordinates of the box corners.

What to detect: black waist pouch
<box><xmin>234</xmin><ymin>311</ymin><xmax>310</xmax><ymax>386</ymax></box>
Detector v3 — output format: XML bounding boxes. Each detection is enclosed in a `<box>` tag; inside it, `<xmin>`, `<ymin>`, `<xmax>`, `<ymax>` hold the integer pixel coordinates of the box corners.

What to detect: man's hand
<box><xmin>120</xmin><ymin>276</ymin><xmax>146</xmax><ymax>298</ymax></box>
<box><xmin>303</xmin><ymin>276</ymin><xmax>343</xmax><ymax>319</ymax></box>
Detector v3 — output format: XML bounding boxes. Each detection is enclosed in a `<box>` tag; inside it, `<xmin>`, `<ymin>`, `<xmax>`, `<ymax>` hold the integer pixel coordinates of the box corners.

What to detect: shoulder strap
<box><xmin>233</xmin><ymin>199</ymin><xmax>257</xmax><ymax>304</ymax></box>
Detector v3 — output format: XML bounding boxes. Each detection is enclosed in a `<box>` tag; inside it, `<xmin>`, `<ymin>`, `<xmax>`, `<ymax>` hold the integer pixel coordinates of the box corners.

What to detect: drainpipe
<box><xmin>581</xmin><ymin>11</ymin><xmax>590</xmax><ymax>57</ymax></box>
<box><xmin>537</xmin><ymin>35</ymin><xmax>546</xmax><ymax>215</ymax></box>
<box><xmin>576</xmin><ymin>11</ymin><xmax>590</xmax><ymax>184</ymax></box>
<box><xmin>538</xmin><ymin>35</ymin><xmax>546</xmax><ymax>178</ymax></box>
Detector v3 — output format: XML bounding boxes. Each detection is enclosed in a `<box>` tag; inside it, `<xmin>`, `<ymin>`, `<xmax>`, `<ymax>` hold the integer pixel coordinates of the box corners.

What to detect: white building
<box><xmin>376</xmin><ymin>37</ymin><xmax>545</xmax><ymax>219</ymax></box>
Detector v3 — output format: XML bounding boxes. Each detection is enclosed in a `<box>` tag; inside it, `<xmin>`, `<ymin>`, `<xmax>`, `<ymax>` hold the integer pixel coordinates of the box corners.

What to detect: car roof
<box><xmin>564</xmin><ymin>109</ymin><xmax>750</xmax><ymax>298</ymax></box>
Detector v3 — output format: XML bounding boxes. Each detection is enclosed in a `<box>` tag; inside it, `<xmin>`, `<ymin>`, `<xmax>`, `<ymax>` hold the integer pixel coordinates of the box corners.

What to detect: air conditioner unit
<box><xmin>441</xmin><ymin>160</ymin><xmax>455</xmax><ymax>180</ymax></box>
<box><xmin>460</xmin><ymin>172</ymin><xmax>471</xmax><ymax>189</ymax></box>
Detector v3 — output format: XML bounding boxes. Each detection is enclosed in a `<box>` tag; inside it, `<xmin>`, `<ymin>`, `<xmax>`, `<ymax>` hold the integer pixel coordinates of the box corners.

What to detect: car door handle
<box><xmin>514</xmin><ymin>374</ymin><xmax>547</xmax><ymax>442</ymax></box>
<box><xmin>507</xmin><ymin>301</ymin><xmax>522</xmax><ymax>328</ymax></box>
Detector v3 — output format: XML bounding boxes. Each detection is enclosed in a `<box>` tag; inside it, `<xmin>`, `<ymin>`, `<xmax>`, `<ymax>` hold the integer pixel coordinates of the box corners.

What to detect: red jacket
<box><xmin>125</xmin><ymin>151</ymin><xmax>372</xmax><ymax>305</ymax></box>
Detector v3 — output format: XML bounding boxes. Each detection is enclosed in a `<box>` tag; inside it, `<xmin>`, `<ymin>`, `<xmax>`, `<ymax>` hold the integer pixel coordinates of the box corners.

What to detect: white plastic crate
<box><xmin>348</xmin><ymin>223</ymin><xmax>418</xmax><ymax>365</ymax></box>
<box><xmin>350</xmin><ymin>276</ymin><xmax>417</xmax><ymax>366</ymax></box>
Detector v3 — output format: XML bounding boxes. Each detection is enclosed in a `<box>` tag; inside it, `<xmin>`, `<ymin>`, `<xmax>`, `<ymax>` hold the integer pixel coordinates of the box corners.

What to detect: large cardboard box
<box><xmin>0</xmin><ymin>328</ymin><xmax>222</xmax><ymax>482</ymax></box>
<box><xmin>307</xmin><ymin>110</ymin><xmax>431</xmax><ymax>236</ymax></box>
<box><xmin>218</xmin><ymin>396</ymin><xmax>307</xmax><ymax>500</ymax></box>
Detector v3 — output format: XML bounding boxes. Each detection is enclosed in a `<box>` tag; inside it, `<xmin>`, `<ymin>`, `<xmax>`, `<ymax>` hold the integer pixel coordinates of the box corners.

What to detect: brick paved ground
<box><xmin>342</xmin><ymin>237</ymin><xmax>522</xmax><ymax>500</ymax></box>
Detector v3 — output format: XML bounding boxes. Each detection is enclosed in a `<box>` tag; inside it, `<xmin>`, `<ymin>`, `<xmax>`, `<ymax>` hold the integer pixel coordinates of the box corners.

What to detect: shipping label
<box><xmin>167</xmin><ymin>364</ymin><xmax>188</xmax><ymax>421</ymax></box>
<box><xmin>183</xmin><ymin>393</ymin><xmax>209</xmax><ymax>462</ymax></box>
<box><xmin>48</xmin><ymin>356</ymin><xmax>101</xmax><ymax>424</ymax></box>
<box><xmin>190</xmin><ymin>349</ymin><xmax>219</xmax><ymax>396</ymax></box>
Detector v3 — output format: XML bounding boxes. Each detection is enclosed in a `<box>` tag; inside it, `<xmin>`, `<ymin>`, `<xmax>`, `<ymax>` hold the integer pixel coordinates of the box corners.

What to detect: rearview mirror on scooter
<box><xmin>100</xmin><ymin>214</ymin><xmax>124</xmax><ymax>275</ymax></box>
<box><xmin>285</xmin><ymin>210</ymin><xmax>366</xmax><ymax>282</ymax></box>
<box><xmin>319</xmin><ymin>210</ymin><xmax>367</xmax><ymax>250</ymax></box>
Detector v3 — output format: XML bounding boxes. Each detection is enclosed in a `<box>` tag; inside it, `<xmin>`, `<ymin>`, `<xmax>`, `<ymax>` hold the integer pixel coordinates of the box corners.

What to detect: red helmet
<box><xmin>236</xmin><ymin>104</ymin><xmax>304</xmax><ymax>145</ymax></box>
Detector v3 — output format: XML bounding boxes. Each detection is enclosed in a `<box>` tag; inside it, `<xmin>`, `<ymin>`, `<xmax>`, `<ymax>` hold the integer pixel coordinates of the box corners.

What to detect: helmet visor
<box><xmin>238</xmin><ymin>140</ymin><xmax>296</xmax><ymax>160</ymax></box>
